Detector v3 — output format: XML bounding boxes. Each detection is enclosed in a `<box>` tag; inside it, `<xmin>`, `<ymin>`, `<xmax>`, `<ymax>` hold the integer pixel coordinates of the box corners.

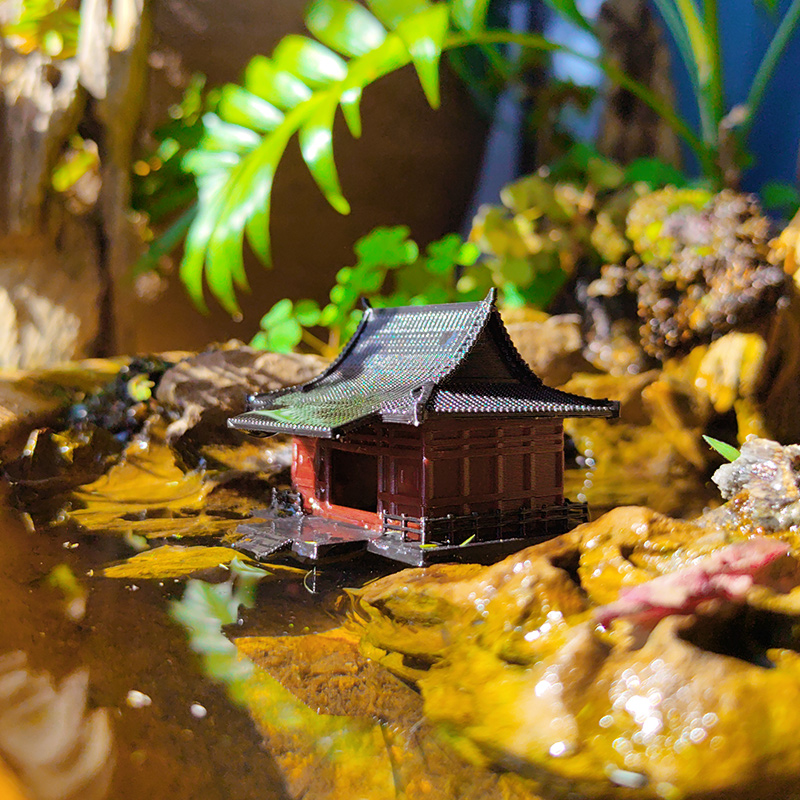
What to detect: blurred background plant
<box><xmin>253</xmin><ymin>227</ymin><xmax>479</xmax><ymax>354</ymax></box>
<box><xmin>1</xmin><ymin>0</ymin><xmax>80</xmax><ymax>58</ymax></box>
<box><xmin>252</xmin><ymin>142</ymin><xmax>694</xmax><ymax>354</ymax></box>
<box><xmin>131</xmin><ymin>0</ymin><xmax>800</xmax><ymax>319</ymax></box>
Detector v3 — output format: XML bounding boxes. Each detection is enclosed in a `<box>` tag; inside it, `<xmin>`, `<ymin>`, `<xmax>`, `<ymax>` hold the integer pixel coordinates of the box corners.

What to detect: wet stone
<box><xmin>155</xmin><ymin>344</ymin><xmax>327</xmax><ymax>444</ymax></box>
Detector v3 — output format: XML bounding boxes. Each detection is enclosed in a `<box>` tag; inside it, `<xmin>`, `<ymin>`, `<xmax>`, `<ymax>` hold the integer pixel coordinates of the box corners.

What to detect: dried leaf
<box><xmin>103</xmin><ymin>546</ymin><xmax>301</xmax><ymax>579</ymax></box>
<box><xmin>104</xmin><ymin>546</ymin><xmax>248</xmax><ymax>578</ymax></box>
<box><xmin>80</xmin><ymin>515</ymin><xmax>243</xmax><ymax>540</ymax></box>
<box><xmin>69</xmin><ymin>439</ymin><xmax>210</xmax><ymax>513</ymax></box>
<box><xmin>65</xmin><ymin>438</ymin><xmax>242</xmax><ymax>539</ymax></box>
<box><xmin>594</xmin><ymin>537</ymin><xmax>790</xmax><ymax>626</ymax></box>
<box><xmin>702</xmin><ymin>434</ymin><xmax>741</xmax><ymax>463</ymax></box>
<box><xmin>238</xmin><ymin>662</ymin><xmax>396</xmax><ymax>799</ymax></box>
<box><xmin>236</xmin><ymin>629</ymin><xmax>422</xmax><ymax>722</ymax></box>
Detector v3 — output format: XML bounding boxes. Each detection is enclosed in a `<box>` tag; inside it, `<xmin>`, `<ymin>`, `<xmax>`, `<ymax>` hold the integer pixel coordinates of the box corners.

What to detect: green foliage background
<box><xmin>130</xmin><ymin>0</ymin><xmax>800</xmax><ymax>323</ymax></box>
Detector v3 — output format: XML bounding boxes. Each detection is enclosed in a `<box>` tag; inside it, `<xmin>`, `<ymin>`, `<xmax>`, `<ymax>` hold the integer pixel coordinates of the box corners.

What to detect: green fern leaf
<box><xmin>182</xmin><ymin>150</ymin><xmax>240</xmax><ymax>177</ymax></box>
<box><xmin>306</xmin><ymin>0</ymin><xmax>387</xmax><ymax>57</ymax></box>
<box><xmin>244</xmin><ymin>56</ymin><xmax>312</xmax><ymax>109</ymax></box>
<box><xmin>200</xmin><ymin>113</ymin><xmax>261</xmax><ymax>153</ymax></box>
<box><xmin>207</xmin><ymin>225</ymin><xmax>246</xmax><ymax>315</ymax></box>
<box><xmin>206</xmin><ymin>126</ymin><xmax>301</xmax><ymax>310</ymax></box>
<box><xmin>450</xmin><ymin>0</ymin><xmax>490</xmax><ymax>31</ymax></box>
<box><xmin>299</xmin><ymin>95</ymin><xmax>351</xmax><ymax>214</ymax></box>
<box><xmin>173</xmin><ymin>0</ymin><xmax>611</xmax><ymax>314</ymax></box>
<box><xmin>179</xmin><ymin>24</ymin><xmax>430</xmax><ymax>310</ymax></box>
<box><xmin>245</xmin><ymin>191</ymin><xmax>272</xmax><ymax>265</ymax></box>
<box><xmin>395</xmin><ymin>5</ymin><xmax>449</xmax><ymax>108</ymax></box>
<box><xmin>337</xmin><ymin>35</ymin><xmax>408</xmax><ymax>137</ymax></box>
<box><xmin>240</xmin><ymin>123</ymin><xmax>300</xmax><ymax>268</ymax></box>
<box><xmin>180</xmin><ymin>194</ymin><xmax>223</xmax><ymax>313</ymax></box>
<box><xmin>218</xmin><ymin>85</ymin><xmax>284</xmax><ymax>133</ymax></box>
<box><xmin>366</xmin><ymin>0</ymin><xmax>430</xmax><ymax>29</ymax></box>
<box><xmin>272</xmin><ymin>35</ymin><xmax>348</xmax><ymax>86</ymax></box>
<box><xmin>339</xmin><ymin>85</ymin><xmax>363</xmax><ymax>136</ymax></box>
<box><xmin>206</xmin><ymin>166</ymin><xmax>262</xmax><ymax>298</ymax></box>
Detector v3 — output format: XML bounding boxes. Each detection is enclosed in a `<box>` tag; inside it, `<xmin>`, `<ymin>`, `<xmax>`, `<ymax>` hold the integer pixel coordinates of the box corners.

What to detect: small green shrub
<box><xmin>251</xmin><ymin>226</ymin><xmax>481</xmax><ymax>355</ymax></box>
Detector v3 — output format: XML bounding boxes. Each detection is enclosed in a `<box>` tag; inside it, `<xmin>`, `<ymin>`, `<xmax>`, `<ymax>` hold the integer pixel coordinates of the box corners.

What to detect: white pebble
<box><xmin>190</xmin><ymin>703</ymin><xmax>207</xmax><ymax>719</ymax></box>
<box><xmin>126</xmin><ymin>690</ymin><xmax>152</xmax><ymax>708</ymax></box>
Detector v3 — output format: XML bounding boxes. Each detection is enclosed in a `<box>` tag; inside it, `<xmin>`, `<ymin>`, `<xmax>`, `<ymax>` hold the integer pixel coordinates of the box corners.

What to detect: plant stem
<box><xmin>542</xmin><ymin>0</ymin><xmax>596</xmax><ymax>36</ymax></box>
<box><xmin>603</xmin><ymin>58</ymin><xmax>717</xmax><ymax>179</ymax></box>
<box><xmin>650</xmin><ymin>0</ymin><xmax>701</xmax><ymax>97</ymax></box>
<box><xmin>672</xmin><ymin>0</ymin><xmax>718</xmax><ymax>146</ymax></box>
<box><xmin>703</xmin><ymin>0</ymin><xmax>725</xmax><ymax>127</ymax></box>
<box><xmin>300</xmin><ymin>328</ymin><xmax>335</xmax><ymax>358</ymax></box>
<box><xmin>744</xmin><ymin>0</ymin><xmax>800</xmax><ymax>135</ymax></box>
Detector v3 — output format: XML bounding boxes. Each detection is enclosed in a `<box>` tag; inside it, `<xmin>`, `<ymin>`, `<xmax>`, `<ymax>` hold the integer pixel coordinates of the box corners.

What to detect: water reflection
<box><xmin>0</xmin><ymin>496</ymin><xmax>290</xmax><ymax>800</ymax></box>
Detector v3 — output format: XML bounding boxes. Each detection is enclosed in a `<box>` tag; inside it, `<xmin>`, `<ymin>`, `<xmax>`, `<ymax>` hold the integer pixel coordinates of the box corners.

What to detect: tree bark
<box><xmin>0</xmin><ymin>0</ymin><xmax>148</xmax><ymax>367</ymax></box>
<box><xmin>596</xmin><ymin>0</ymin><xmax>682</xmax><ymax>167</ymax></box>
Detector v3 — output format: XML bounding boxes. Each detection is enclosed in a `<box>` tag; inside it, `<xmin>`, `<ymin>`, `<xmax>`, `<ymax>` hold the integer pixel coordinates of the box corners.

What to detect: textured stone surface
<box><xmin>156</xmin><ymin>345</ymin><xmax>327</xmax><ymax>442</ymax></box>
<box><xmin>0</xmin><ymin>0</ymin><xmax>148</xmax><ymax>362</ymax></box>
<box><xmin>350</xmin><ymin>499</ymin><xmax>800</xmax><ymax>799</ymax></box>
<box><xmin>0</xmin><ymin>226</ymin><xmax>101</xmax><ymax>368</ymax></box>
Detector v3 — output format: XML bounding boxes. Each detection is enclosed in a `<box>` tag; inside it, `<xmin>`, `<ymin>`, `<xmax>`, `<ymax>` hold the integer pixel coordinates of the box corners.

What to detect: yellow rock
<box><xmin>0</xmin><ymin>757</ymin><xmax>29</xmax><ymax>800</ymax></box>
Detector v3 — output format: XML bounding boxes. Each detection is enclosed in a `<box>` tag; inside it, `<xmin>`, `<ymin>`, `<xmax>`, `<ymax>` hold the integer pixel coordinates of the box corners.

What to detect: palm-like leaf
<box><xmin>180</xmin><ymin>0</ymin><xmax>460</xmax><ymax>314</ymax></box>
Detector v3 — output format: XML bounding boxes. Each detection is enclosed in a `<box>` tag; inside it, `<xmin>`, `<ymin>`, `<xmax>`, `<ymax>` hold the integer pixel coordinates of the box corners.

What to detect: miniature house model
<box><xmin>229</xmin><ymin>291</ymin><xmax>619</xmax><ymax>566</ymax></box>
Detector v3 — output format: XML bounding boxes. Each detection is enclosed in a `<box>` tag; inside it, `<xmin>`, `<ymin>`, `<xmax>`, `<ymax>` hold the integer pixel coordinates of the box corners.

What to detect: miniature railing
<box><xmin>270</xmin><ymin>488</ymin><xmax>304</xmax><ymax>516</ymax></box>
<box><xmin>381</xmin><ymin>501</ymin><xmax>589</xmax><ymax>546</ymax></box>
<box><xmin>381</xmin><ymin>512</ymin><xmax>425</xmax><ymax>540</ymax></box>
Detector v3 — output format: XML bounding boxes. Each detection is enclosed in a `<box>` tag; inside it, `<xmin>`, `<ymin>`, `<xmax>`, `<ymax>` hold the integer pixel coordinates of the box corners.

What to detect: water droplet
<box><xmin>549</xmin><ymin>741</ymin><xmax>568</xmax><ymax>757</ymax></box>
<box><xmin>689</xmin><ymin>727</ymin><xmax>707</xmax><ymax>744</ymax></box>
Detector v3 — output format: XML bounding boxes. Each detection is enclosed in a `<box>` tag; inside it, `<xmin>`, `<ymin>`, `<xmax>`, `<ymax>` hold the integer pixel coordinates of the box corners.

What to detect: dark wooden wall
<box><xmin>422</xmin><ymin>417</ymin><xmax>564</xmax><ymax>516</ymax></box>
<box><xmin>290</xmin><ymin>416</ymin><xmax>565</xmax><ymax>528</ymax></box>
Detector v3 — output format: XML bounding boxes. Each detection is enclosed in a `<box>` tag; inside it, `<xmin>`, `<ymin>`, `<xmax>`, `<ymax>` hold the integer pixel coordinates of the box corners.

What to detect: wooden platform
<box><xmin>233</xmin><ymin>511</ymin><xmax>561</xmax><ymax>567</ymax></box>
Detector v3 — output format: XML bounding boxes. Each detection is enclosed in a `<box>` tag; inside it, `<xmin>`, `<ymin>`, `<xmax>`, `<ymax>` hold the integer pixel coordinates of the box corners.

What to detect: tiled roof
<box><xmin>228</xmin><ymin>292</ymin><xmax>619</xmax><ymax>437</ymax></box>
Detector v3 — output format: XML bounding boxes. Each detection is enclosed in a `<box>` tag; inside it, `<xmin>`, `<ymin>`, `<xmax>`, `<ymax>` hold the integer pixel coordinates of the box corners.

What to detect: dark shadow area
<box><xmin>329</xmin><ymin>449</ymin><xmax>379</xmax><ymax>513</ymax></box>
<box><xmin>680</xmin><ymin>604</ymin><xmax>800</xmax><ymax>668</ymax></box>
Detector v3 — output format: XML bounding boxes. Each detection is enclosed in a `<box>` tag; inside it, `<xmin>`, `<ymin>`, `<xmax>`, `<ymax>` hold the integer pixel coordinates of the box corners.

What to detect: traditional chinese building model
<box><xmin>229</xmin><ymin>291</ymin><xmax>619</xmax><ymax>566</ymax></box>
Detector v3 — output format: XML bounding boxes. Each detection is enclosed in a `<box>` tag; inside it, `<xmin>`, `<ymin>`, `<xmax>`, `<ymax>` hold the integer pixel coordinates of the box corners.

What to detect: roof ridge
<box><xmin>436</xmin><ymin>290</ymin><xmax>495</xmax><ymax>378</ymax></box>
